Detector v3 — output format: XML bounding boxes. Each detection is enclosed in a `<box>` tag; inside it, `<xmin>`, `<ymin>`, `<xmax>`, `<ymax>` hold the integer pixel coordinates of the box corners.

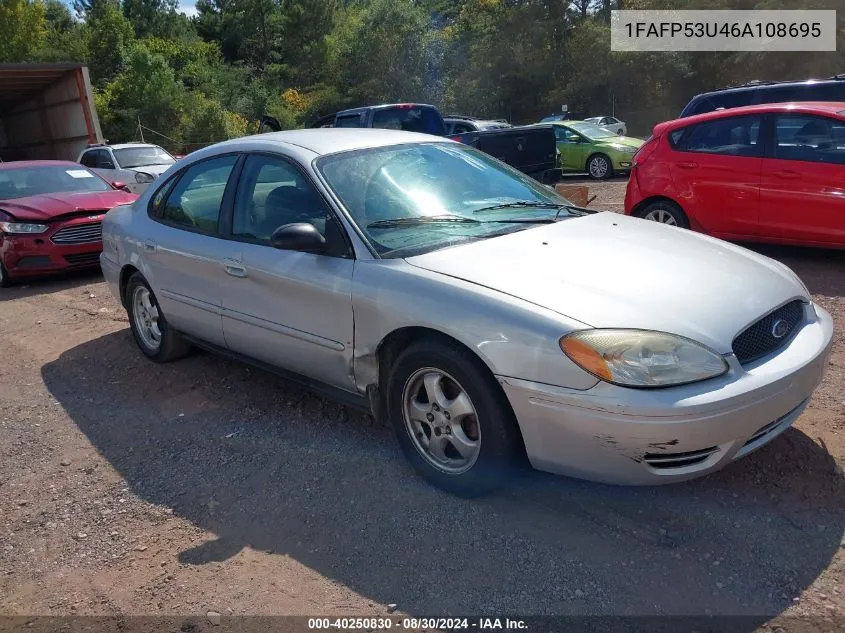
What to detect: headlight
<box><xmin>611</xmin><ymin>145</ymin><xmax>637</xmax><ymax>154</ymax></box>
<box><xmin>135</xmin><ymin>172</ymin><xmax>155</xmax><ymax>184</ymax></box>
<box><xmin>0</xmin><ymin>222</ymin><xmax>49</xmax><ymax>234</ymax></box>
<box><xmin>560</xmin><ymin>329</ymin><xmax>728</xmax><ymax>388</ymax></box>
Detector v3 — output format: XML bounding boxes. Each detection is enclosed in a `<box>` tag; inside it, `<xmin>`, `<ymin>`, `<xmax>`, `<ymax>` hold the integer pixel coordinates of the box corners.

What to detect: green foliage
<box><xmin>87</xmin><ymin>1</ymin><xmax>136</xmax><ymax>85</ymax></box>
<box><xmin>0</xmin><ymin>0</ymin><xmax>46</xmax><ymax>62</ymax></box>
<box><xmin>14</xmin><ymin>0</ymin><xmax>845</xmax><ymax>145</ymax></box>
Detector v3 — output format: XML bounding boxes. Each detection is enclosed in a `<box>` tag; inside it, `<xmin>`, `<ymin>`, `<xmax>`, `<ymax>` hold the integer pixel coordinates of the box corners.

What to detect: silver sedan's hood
<box><xmin>405</xmin><ymin>213</ymin><xmax>808</xmax><ymax>353</ymax></box>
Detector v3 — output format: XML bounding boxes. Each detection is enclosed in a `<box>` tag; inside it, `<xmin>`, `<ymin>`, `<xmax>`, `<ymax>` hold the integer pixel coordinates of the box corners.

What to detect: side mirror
<box><xmin>270</xmin><ymin>222</ymin><xmax>326</xmax><ymax>253</ymax></box>
<box><xmin>111</xmin><ymin>181</ymin><xmax>130</xmax><ymax>192</ymax></box>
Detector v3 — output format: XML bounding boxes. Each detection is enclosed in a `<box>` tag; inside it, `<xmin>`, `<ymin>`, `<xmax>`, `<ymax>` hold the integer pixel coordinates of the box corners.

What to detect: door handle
<box><xmin>774</xmin><ymin>169</ymin><xmax>801</xmax><ymax>179</ymax></box>
<box><xmin>676</xmin><ymin>161</ymin><xmax>698</xmax><ymax>169</ymax></box>
<box><xmin>143</xmin><ymin>240</ymin><xmax>156</xmax><ymax>252</ymax></box>
<box><xmin>223</xmin><ymin>260</ymin><xmax>247</xmax><ymax>278</ymax></box>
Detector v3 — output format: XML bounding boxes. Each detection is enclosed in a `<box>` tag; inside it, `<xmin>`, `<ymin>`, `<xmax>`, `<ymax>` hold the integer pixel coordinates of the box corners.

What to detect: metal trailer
<box><xmin>0</xmin><ymin>63</ymin><xmax>104</xmax><ymax>163</ymax></box>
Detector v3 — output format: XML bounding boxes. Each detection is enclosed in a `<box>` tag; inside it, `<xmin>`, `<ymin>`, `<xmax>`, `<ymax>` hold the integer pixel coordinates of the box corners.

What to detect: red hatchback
<box><xmin>625</xmin><ymin>102</ymin><xmax>845</xmax><ymax>248</ymax></box>
<box><xmin>0</xmin><ymin>161</ymin><xmax>138</xmax><ymax>286</ymax></box>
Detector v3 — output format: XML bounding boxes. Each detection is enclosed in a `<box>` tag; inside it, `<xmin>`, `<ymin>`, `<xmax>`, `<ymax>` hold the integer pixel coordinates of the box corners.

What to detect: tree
<box><xmin>122</xmin><ymin>0</ymin><xmax>192</xmax><ymax>39</ymax></box>
<box><xmin>98</xmin><ymin>41</ymin><xmax>183</xmax><ymax>147</ymax></box>
<box><xmin>0</xmin><ymin>0</ymin><xmax>46</xmax><ymax>62</ymax></box>
<box><xmin>326</xmin><ymin>0</ymin><xmax>431</xmax><ymax>105</ymax></box>
<box><xmin>36</xmin><ymin>0</ymin><xmax>89</xmax><ymax>62</ymax></box>
<box><xmin>87</xmin><ymin>1</ymin><xmax>135</xmax><ymax>85</ymax></box>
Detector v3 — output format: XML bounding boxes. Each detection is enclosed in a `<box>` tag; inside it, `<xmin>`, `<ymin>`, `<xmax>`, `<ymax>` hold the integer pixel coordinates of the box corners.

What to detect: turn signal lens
<box><xmin>559</xmin><ymin>337</ymin><xmax>613</xmax><ymax>381</ymax></box>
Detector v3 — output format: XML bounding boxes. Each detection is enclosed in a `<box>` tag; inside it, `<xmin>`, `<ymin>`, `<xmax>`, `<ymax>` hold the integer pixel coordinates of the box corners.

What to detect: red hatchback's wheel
<box><xmin>640</xmin><ymin>200</ymin><xmax>689</xmax><ymax>229</ymax></box>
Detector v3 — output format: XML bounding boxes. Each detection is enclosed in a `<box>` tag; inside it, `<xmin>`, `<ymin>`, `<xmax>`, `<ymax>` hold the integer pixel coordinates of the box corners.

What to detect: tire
<box><xmin>0</xmin><ymin>259</ymin><xmax>12</xmax><ymax>288</ymax></box>
<box><xmin>386</xmin><ymin>338</ymin><xmax>522</xmax><ymax>497</ymax></box>
<box><xmin>617</xmin><ymin>129</ymin><xmax>624</xmax><ymax>136</ymax></box>
<box><xmin>639</xmin><ymin>200</ymin><xmax>689</xmax><ymax>229</ymax></box>
<box><xmin>125</xmin><ymin>272</ymin><xmax>190</xmax><ymax>362</ymax></box>
<box><xmin>587</xmin><ymin>153</ymin><xmax>613</xmax><ymax>180</ymax></box>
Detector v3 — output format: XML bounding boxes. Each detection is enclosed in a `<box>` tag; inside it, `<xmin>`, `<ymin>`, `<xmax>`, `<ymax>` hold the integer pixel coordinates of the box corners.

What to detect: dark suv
<box><xmin>680</xmin><ymin>75</ymin><xmax>845</xmax><ymax>117</ymax></box>
<box><xmin>308</xmin><ymin>103</ymin><xmax>447</xmax><ymax>136</ymax></box>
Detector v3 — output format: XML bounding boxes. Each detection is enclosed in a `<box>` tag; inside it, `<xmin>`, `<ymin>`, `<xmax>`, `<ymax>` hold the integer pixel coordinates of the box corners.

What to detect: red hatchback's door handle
<box><xmin>774</xmin><ymin>169</ymin><xmax>801</xmax><ymax>179</ymax></box>
<box><xmin>676</xmin><ymin>161</ymin><xmax>698</xmax><ymax>169</ymax></box>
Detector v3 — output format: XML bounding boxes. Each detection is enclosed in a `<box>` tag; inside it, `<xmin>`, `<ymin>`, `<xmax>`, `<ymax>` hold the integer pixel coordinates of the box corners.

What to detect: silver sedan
<box><xmin>100</xmin><ymin>129</ymin><xmax>833</xmax><ymax>496</ymax></box>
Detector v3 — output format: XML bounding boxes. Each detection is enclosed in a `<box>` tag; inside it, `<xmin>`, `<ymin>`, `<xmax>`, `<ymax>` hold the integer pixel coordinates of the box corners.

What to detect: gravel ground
<box><xmin>1</xmin><ymin>184</ymin><xmax>844</xmax><ymax>628</ymax></box>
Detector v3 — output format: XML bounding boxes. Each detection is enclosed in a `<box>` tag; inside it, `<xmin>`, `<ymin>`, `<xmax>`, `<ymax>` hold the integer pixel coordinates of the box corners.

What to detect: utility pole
<box><xmin>138</xmin><ymin>117</ymin><xmax>145</xmax><ymax>143</ymax></box>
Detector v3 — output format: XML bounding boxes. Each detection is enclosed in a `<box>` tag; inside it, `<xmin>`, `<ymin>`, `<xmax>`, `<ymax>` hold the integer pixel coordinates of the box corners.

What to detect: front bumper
<box><xmin>499</xmin><ymin>303</ymin><xmax>834</xmax><ymax>485</ymax></box>
<box><xmin>1</xmin><ymin>226</ymin><xmax>103</xmax><ymax>279</ymax></box>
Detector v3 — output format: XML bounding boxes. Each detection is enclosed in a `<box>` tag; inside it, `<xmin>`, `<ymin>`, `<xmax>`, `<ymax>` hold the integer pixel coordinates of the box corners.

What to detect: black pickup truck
<box><xmin>259</xmin><ymin>103</ymin><xmax>560</xmax><ymax>184</ymax></box>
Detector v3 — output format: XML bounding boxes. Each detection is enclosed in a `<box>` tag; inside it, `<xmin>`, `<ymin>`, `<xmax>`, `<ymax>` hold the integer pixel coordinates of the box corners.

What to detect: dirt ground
<box><xmin>1</xmin><ymin>180</ymin><xmax>844</xmax><ymax>630</ymax></box>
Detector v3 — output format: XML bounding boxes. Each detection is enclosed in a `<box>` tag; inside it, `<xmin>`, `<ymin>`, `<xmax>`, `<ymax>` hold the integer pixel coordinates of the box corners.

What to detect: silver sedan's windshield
<box><xmin>316</xmin><ymin>142</ymin><xmax>575</xmax><ymax>257</ymax></box>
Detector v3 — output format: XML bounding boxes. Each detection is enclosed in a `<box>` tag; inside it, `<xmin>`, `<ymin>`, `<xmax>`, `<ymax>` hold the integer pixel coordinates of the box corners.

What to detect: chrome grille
<box><xmin>732</xmin><ymin>300</ymin><xmax>805</xmax><ymax>366</ymax></box>
<box><xmin>51</xmin><ymin>222</ymin><xmax>102</xmax><ymax>245</ymax></box>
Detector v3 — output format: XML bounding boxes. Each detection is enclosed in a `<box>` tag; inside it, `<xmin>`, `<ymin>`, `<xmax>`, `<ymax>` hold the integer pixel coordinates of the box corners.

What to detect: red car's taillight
<box><xmin>632</xmin><ymin>135</ymin><xmax>660</xmax><ymax>167</ymax></box>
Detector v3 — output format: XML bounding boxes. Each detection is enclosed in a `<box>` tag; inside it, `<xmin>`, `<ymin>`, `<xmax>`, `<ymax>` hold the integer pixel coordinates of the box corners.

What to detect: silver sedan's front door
<box><xmin>219</xmin><ymin>153</ymin><xmax>356</xmax><ymax>391</ymax></box>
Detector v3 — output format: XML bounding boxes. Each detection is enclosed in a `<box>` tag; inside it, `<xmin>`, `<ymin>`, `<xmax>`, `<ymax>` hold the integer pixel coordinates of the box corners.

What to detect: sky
<box><xmin>60</xmin><ymin>0</ymin><xmax>199</xmax><ymax>18</ymax></box>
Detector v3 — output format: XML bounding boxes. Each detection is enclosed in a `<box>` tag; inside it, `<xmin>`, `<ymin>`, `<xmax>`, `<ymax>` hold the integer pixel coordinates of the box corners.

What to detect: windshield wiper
<box><xmin>472</xmin><ymin>201</ymin><xmax>568</xmax><ymax>213</ymax></box>
<box><xmin>367</xmin><ymin>215</ymin><xmax>481</xmax><ymax>229</ymax></box>
<box><xmin>473</xmin><ymin>200</ymin><xmax>597</xmax><ymax>219</ymax></box>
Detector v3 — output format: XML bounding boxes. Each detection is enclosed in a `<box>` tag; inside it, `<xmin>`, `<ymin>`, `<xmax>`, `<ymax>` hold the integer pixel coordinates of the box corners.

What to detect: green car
<box><xmin>550</xmin><ymin>121</ymin><xmax>644</xmax><ymax>180</ymax></box>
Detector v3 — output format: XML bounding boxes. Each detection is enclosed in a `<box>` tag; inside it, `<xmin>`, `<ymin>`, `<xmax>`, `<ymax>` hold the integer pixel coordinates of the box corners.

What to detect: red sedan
<box><xmin>0</xmin><ymin>161</ymin><xmax>138</xmax><ymax>286</ymax></box>
<box><xmin>625</xmin><ymin>102</ymin><xmax>845</xmax><ymax>248</ymax></box>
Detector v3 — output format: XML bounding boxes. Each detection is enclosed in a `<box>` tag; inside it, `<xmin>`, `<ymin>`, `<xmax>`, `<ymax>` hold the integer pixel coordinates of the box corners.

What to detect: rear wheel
<box><xmin>639</xmin><ymin>200</ymin><xmax>689</xmax><ymax>229</ymax></box>
<box><xmin>587</xmin><ymin>153</ymin><xmax>612</xmax><ymax>180</ymax></box>
<box><xmin>126</xmin><ymin>272</ymin><xmax>190</xmax><ymax>362</ymax></box>
<box><xmin>386</xmin><ymin>339</ymin><xmax>521</xmax><ymax>497</ymax></box>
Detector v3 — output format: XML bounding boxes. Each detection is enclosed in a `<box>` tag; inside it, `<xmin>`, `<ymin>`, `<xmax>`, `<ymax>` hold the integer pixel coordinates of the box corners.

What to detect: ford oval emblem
<box><xmin>771</xmin><ymin>319</ymin><xmax>789</xmax><ymax>339</ymax></box>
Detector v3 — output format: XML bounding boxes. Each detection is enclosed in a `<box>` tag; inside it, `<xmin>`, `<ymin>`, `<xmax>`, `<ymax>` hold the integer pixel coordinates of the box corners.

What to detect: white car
<box><xmin>585</xmin><ymin>116</ymin><xmax>627</xmax><ymax>136</ymax></box>
<box><xmin>77</xmin><ymin>143</ymin><xmax>176</xmax><ymax>194</ymax></box>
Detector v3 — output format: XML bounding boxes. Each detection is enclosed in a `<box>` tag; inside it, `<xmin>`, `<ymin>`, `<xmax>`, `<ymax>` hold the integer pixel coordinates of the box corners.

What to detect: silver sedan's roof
<box><xmin>211</xmin><ymin>128</ymin><xmax>448</xmax><ymax>157</ymax></box>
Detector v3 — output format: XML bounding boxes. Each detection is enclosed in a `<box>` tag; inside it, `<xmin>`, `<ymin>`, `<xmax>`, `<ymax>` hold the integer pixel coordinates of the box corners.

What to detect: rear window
<box><xmin>371</xmin><ymin>106</ymin><xmax>446</xmax><ymax>136</ymax></box>
<box><xmin>682</xmin><ymin>90</ymin><xmax>755</xmax><ymax>116</ymax></box>
<box><xmin>754</xmin><ymin>81</ymin><xmax>845</xmax><ymax>105</ymax></box>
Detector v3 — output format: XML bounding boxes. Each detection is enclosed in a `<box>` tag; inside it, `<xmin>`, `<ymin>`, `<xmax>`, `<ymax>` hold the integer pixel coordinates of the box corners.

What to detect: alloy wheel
<box><xmin>589</xmin><ymin>156</ymin><xmax>609</xmax><ymax>178</ymax></box>
<box><xmin>132</xmin><ymin>285</ymin><xmax>162</xmax><ymax>351</ymax></box>
<box><xmin>644</xmin><ymin>208</ymin><xmax>678</xmax><ymax>226</ymax></box>
<box><xmin>402</xmin><ymin>368</ymin><xmax>481</xmax><ymax>474</ymax></box>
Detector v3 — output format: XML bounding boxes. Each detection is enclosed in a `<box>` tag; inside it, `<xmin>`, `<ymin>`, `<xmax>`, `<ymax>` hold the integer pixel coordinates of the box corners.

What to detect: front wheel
<box><xmin>386</xmin><ymin>339</ymin><xmax>522</xmax><ymax>496</ymax></box>
<box><xmin>587</xmin><ymin>154</ymin><xmax>613</xmax><ymax>180</ymax></box>
<box><xmin>126</xmin><ymin>272</ymin><xmax>191</xmax><ymax>362</ymax></box>
<box><xmin>0</xmin><ymin>259</ymin><xmax>12</xmax><ymax>288</ymax></box>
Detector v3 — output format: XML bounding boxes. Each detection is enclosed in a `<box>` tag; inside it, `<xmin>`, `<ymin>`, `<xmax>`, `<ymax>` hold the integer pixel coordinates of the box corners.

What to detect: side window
<box><xmin>80</xmin><ymin>151</ymin><xmax>97</xmax><ymax>167</ymax></box>
<box><xmin>98</xmin><ymin>151</ymin><xmax>116</xmax><ymax>169</ymax></box>
<box><xmin>335</xmin><ymin>114</ymin><xmax>361</xmax><ymax>128</ymax></box>
<box><xmin>232</xmin><ymin>155</ymin><xmax>332</xmax><ymax>244</ymax></box>
<box><xmin>669</xmin><ymin>128</ymin><xmax>686</xmax><ymax>148</ymax></box>
<box><xmin>557</xmin><ymin>128</ymin><xmax>582</xmax><ymax>144</ymax></box>
<box><xmin>683</xmin><ymin>116</ymin><xmax>762</xmax><ymax>157</ymax></box>
<box><xmin>453</xmin><ymin>122</ymin><xmax>474</xmax><ymax>134</ymax></box>
<box><xmin>159</xmin><ymin>155</ymin><xmax>237</xmax><ymax>233</ymax></box>
<box><xmin>148</xmin><ymin>176</ymin><xmax>179</xmax><ymax>218</ymax></box>
<box><xmin>600</xmin><ymin>117</ymin><xmax>610</xmax><ymax>125</ymax></box>
<box><xmin>773</xmin><ymin>115</ymin><xmax>845</xmax><ymax>165</ymax></box>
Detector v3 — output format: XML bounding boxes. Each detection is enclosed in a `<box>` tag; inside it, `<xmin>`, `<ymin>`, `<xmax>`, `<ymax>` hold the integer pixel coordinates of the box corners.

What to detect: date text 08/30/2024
<box><xmin>308</xmin><ymin>618</ymin><xmax>528</xmax><ymax>630</ymax></box>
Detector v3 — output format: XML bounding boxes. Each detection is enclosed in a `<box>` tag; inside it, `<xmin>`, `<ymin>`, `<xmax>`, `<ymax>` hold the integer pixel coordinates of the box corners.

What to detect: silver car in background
<box><xmin>100</xmin><ymin>129</ymin><xmax>833</xmax><ymax>496</ymax></box>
